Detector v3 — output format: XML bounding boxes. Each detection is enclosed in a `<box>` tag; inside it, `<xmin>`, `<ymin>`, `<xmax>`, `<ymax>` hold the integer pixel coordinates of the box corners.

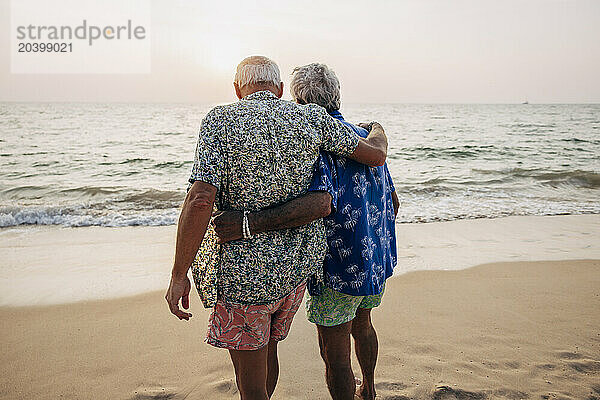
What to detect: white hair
<box><xmin>290</xmin><ymin>63</ymin><xmax>341</xmax><ymax>111</ymax></box>
<box><xmin>234</xmin><ymin>55</ymin><xmax>281</xmax><ymax>88</ymax></box>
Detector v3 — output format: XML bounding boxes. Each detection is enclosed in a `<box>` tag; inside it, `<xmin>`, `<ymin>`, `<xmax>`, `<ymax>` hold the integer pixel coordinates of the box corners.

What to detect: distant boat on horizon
<box><xmin>522</xmin><ymin>100</ymin><xmax>529</xmax><ymax>104</ymax></box>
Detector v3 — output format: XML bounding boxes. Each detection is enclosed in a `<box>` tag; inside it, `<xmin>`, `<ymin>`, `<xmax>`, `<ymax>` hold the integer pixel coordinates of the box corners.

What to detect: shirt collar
<box><xmin>242</xmin><ymin>90</ymin><xmax>279</xmax><ymax>101</ymax></box>
<box><xmin>328</xmin><ymin>109</ymin><xmax>344</xmax><ymax>121</ymax></box>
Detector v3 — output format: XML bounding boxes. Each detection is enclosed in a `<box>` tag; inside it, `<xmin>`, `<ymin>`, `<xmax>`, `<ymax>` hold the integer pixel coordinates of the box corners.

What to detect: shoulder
<box><xmin>286</xmin><ymin>102</ymin><xmax>329</xmax><ymax>119</ymax></box>
<box><xmin>200</xmin><ymin>104</ymin><xmax>233</xmax><ymax>132</ymax></box>
<box><xmin>304</xmin><ymin>103</ymin><xmax>330</xmax><ymax>120</ymax></box>
<box><xmin>202</xmin><ymin>104</ymin><xmax>229</xmax><ymax>122</ymax></box>
<box><xmin>272</xmin><ymin>101</ymin><xmax>331</xmax><ymax>128</ymax></box>
<box><xmin>341</xmin><ymin>120</ymin><xmax>369</xmax><ymax>138</ymax></box>
<box><xmin>302</xmin><ymin>104</ymin><xmax>337</xmax><ymax>130</ymax></box>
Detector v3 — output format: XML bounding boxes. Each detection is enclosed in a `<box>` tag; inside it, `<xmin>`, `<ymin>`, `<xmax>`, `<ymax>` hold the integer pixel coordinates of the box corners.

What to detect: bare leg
<box><xmin>317</xmin><ymin>321</ymin><xmax>355</xmax><ymax>400</ymax></box>
<box><xmin>228</xmin><ymin>346</ymin><xmax>269</xmax><ymax>400</ymax></box>
<box><xmin>266</xmin><ymin>339</ymin><xmax>279</xmax><ymax>397</ymax></box>
<box><xmin>351</xmin><ymin>308</ymin><xmax>378</xmax><ymax>400</ymax></box>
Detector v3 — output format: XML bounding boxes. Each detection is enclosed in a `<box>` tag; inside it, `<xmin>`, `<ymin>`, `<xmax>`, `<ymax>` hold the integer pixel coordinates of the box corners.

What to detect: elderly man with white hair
<box><xmin>165</xmin><ymin>56</ymin><xmax>388</xmax><ymax>400</ymax></box>
<box><xmin>213</xmin><ymin>63</ymin><xmax>399</xmax><ymax>400</ymax></box>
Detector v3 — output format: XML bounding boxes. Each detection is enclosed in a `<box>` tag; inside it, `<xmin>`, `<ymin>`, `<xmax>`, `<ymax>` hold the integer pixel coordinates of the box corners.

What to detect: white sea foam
<box><xmin>0</xmin><ymin>207</ymin><xmax>178</xmax><ymax>227</ymax></box>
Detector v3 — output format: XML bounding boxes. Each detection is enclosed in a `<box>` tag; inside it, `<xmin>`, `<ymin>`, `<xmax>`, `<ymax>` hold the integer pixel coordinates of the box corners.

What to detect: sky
<box><xmin>1</xmin><ymin>0</ymin><xmax>599</xmax><ymax>103</ymax></box>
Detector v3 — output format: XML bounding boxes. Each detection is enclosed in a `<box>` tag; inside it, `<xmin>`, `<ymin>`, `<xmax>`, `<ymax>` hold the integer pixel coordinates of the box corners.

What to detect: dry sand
<box><xmin>1</xmin><ymin>259</ymin><xmax>599</xmax><ymax>399</ymax></box>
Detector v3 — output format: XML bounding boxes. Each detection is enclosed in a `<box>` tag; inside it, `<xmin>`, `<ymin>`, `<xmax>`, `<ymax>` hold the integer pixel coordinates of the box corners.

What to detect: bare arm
<box><xmin>347</xmin><ymin>122</ymin><xmax>388</xmax><ymax>167</ymax></box>
<box><xmin>391</xmin><ymin>191</ymin><xmax>399</xmax><ymax>219</ymax></box>
<box><xmin>165</xmin><ymin>181</ymin><xmax>216</xmax><ymax>320</ymax></box>
<box><xmin>212</xmin><ymin>191</ymin><xmax>333</xmax><ymax>244</ymax></box>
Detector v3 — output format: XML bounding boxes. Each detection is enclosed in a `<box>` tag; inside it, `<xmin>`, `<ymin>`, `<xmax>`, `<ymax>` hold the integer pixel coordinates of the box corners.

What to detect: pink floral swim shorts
<box><xmin>206</xmin><ymin>281</ymin><xmax>306</xmax><ymax>350</ymax></box>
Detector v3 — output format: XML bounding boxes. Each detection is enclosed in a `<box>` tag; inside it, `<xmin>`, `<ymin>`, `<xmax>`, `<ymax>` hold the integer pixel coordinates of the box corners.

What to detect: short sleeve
<box><xmin>383</xmin><ymin>164</ymin><xmax>395</xmax><ymax>192</ymax></box>
<box><xmin>308</xmin><ymin>152</ymin><xmax>340</xmax><ymax>211</ymax></box>
<box><xmin>188</xmin><ymin>110</ymin><xmax>225</xmax><ymax>191</ymax></box>
<box><xmin>320</xmin><ymin>111</ymin><xmax>359</xmax><ymax>156</ymax></box>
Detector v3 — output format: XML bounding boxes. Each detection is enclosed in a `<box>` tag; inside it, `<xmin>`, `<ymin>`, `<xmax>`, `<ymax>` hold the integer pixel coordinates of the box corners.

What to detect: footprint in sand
<box><xmin>556</xmin><ymin>351</ymin><xmax>600</xmax><ymax>373</ymax></box>
<box><xmin>432</xmin><ymin>386</ymin><xmax>486</xmax><ymax>400</ymax></box>
<box><xmin>374</xmin><ymin>381</ymin><xmax>410</xmax><ymax>400</ymax></box>
<box><xmin>535</xmin><ymin>363</ymin><xmax>556</xmax><ymax>370</ymax></box>
<box><xmin>567</xmin><ymin>359</ymin><xmax>600</xmax><ymax>373</ymax></box>
<box><xmin>493</xmin><ymin>388</ymin><xmax>529</xmax><ymax>400</ymax></box>
<box><xmin>376</xmin><ymin>381</ymin><xmax>409</xmax><ymax>391</ymax></box>
<box><xmin>212</xmin><ymin>379</ymin><xmax>238</xmax><ymax>394</ymax></box>
<box><xmin>130</xmin><ymin>387</ymin><xmax>178</xmax><ymax>400</ymax></box>
<box><xmin>557</xmin><ymin>351</ymin><xmax>582</xmax><ymax>360</ymax></box>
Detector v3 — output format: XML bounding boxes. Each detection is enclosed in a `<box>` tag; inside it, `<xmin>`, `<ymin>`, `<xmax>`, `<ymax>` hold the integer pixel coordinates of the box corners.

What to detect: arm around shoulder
<box><xmin>347</xmin><ymin>122</ymin><xmax>387</xmax><ymax>166</ymax></box>
<box><xmin>211</xmin><ymin>191</ymin><xmax>333</xmax><ymax>244</ymax></box>
<box><xmin>249</xmin><ymin>191</ymin><xmax>333</xmax><ymax>235</ymax></box>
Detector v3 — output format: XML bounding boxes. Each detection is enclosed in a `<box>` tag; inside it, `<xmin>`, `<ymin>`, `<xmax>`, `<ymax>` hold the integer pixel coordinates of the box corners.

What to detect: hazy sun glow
<box><xmin>2</xmin><ymin>0</ymin><xmax>599</xmax><ymax>103</ymax></box>
<box><xmin>200</xmin><ymin>33</ymin><xmax>248</xmax><ymax>75</ymax></box>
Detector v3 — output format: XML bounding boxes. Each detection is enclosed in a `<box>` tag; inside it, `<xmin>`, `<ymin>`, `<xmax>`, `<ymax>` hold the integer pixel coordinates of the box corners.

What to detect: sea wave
<box><xmin>117</xmin><ymin>189</ymin><xmax>184</xmax><ymax>208</ymax></box>
<box><xmin>0</xmin><ymin>206</ymin><xmax>178</xmax><ymax>227</ymax></box>
<box><xmin>0</xmin><ymin>185</ymin><xmax>185</xmax><ymax>227</ymax></box>
<box><xmin>0</xmin><ymin>184</ymin><xmax>185</xmax><ymax>204</ymax></box>
<box><xmin>472</xmin><ymin>168</ymin><xmax>600</xmax><ymax>189</ymax></box>
<box><xmin>2</xmin><ymin>190</ymin><xmax>599</xmax><ymax>228</ymax></box>
<box><xmin>399</xmin><ymin>144</ymin><xmax>511</xmax><ymax>160</ymax></box>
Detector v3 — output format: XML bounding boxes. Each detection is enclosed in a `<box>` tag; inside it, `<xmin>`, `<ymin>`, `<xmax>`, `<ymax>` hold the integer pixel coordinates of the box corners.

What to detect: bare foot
<box><xmin>356</xmin><ymin>384</ymin><xmax>376</xmax><ymax>400</ymax></box>
<box><xmin>354</xmin><ymin>377</ymin><xmax>367</xmax><ymax>400</ymax></box>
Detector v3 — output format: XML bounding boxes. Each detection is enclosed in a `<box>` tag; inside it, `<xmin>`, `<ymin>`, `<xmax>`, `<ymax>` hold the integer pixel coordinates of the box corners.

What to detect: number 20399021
<box><xmin>17</xmin><ymin>42</ymin><xmax>72</xmax><ymax>52</ymax></box>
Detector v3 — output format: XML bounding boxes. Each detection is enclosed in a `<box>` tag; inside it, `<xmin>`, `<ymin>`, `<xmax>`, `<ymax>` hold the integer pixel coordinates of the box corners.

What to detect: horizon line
<box><xmin>1</xmin><ymin>100</ymin><xmax>599</xmax><ymax>106</ymax></box>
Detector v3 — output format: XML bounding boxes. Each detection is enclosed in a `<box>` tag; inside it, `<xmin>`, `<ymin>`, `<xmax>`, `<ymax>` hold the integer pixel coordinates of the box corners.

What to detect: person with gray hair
<box><xmin>213</xmin><ymin>62</ymin><xmax>399</xmax><ymax>400</ymax></box>
<box><xmin>290</xmin><ymin>63</ymin><xmax>342</xmax><ymax>111</ymax></box>
<box><xmin>234</xmin><ymin>55</ymin><xmax>282</xmax><ymax>88</ymax></box>
<box><xmin>165</xmin><ymin>55</ymin><xmax>389</xmax><ymax>400</ymax></box>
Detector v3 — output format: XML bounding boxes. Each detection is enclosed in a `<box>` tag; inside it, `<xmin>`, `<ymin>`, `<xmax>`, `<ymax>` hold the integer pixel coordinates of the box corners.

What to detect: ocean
<box><xmin>1</xmin><ymin>102</ymin><xmax>599</xmax><ymax>228</ymax></box>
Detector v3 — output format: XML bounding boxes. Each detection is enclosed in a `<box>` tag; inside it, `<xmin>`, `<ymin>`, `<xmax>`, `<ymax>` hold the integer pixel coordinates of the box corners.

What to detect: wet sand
<box><xmin>1</xmin><ymin>214</ymin><xmax>598</xmax><ymax>307</ymax></box>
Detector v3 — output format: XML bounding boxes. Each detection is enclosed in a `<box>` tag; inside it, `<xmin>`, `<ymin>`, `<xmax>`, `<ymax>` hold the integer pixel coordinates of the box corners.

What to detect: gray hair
<box><xmin>234</xmin><ymin>55</ymin><xmax>281</xmax><ymax>88</ymax></box>
<box><xmin>290</xmin><ymin>63</ymin><xmax>341</xmax><ymax>111</ymax></box>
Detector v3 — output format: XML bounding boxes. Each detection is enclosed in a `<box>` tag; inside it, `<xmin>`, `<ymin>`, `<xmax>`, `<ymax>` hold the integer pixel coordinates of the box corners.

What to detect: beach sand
<box><xmin>1</xmin><ymin>216</ymin><xmax>599</xmax><ymax>399</ymax></box>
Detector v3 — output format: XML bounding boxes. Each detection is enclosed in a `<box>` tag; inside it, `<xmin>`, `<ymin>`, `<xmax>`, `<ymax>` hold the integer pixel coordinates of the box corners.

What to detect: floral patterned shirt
<box><xmin>307</xmin><ymin>110</ymin><xmax>397</xmax><ymax>297</ymax></box>
<box><xmin>188</xmin><ymin>91</ymin><xmax>359</xmax><ymax>307</ymax></box>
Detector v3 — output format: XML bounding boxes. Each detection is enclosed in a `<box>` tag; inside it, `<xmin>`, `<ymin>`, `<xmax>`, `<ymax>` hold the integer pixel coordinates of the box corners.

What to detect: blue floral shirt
<box><xmin>308</xmin><ymin>110</ymin><xmax>397</xmax><ymax>297</ymax></box>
